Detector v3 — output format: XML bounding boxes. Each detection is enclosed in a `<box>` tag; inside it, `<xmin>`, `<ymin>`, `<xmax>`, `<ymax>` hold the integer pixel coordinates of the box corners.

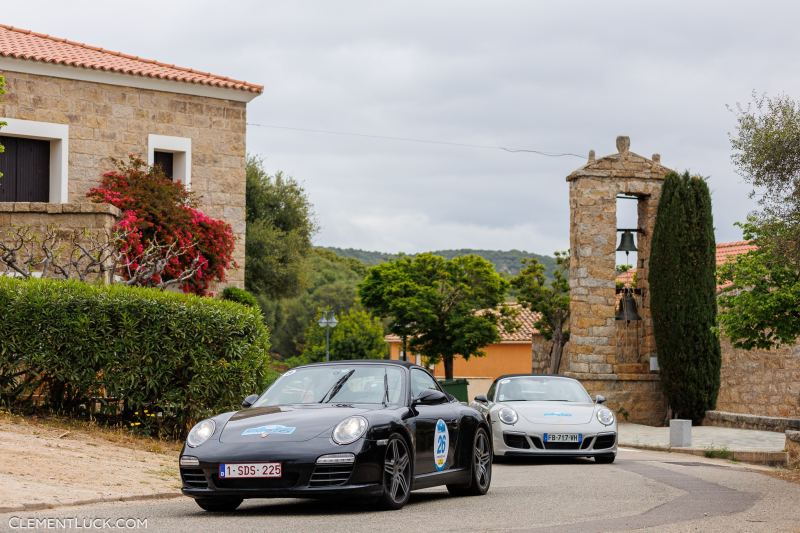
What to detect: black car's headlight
<box><xmin>186</xmin><ymin>419</ymin><xmax>216</xmax><ymax>448</ymax></box>
<box><xmin>332</xmin><ymin>416</ymin><xmax>368</xmax><ymax>445</ymax></box>
<box><xmin>596</xmin><ymin>408</ymin><xmax>615</xmax><ymax>426</ymax></box>
<box><xmin>498</xmin><ymin>407</ymin><xmax>518</xmax><ymax>425</ymax></box>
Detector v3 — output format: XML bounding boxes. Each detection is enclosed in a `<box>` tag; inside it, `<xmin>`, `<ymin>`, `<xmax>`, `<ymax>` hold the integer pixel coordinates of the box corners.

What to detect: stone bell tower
<box><xmin>563</xmin><ymin>136</ymin><xmax>669</xmax><ymax>425</ymax></box>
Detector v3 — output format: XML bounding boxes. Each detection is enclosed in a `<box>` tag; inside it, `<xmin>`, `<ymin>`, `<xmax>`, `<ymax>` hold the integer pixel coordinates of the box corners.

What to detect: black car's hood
<box><xmin>219</xmin><ymin>405</ymin><xmax>372</xmax><ymax>444</ymax></box>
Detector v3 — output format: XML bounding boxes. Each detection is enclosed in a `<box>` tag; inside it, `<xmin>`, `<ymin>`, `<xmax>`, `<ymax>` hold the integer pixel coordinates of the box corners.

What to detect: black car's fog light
<box><xmin>180</xmin><ymin>455</ymin><xmax>200</xmax><ymax>467</ymax></box>
<box><xmin>316</xmin><ymin>453</ymin><xmax>356</xmax><ymax>465</ymax></box>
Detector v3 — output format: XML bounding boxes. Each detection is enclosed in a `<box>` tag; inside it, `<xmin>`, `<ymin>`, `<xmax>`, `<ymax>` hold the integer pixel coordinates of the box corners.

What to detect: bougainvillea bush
<box><xmin>88</xmin><ymin>156</ymin><xmax>235</xmax><ymax>295</ymax></box>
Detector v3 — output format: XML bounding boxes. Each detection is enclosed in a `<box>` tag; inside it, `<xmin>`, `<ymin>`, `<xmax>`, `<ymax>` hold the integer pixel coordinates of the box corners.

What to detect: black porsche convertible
<box><xmin>179</xmin><ymin>360</ymin><xmax>492</xmax><ymax>511</ymax></box>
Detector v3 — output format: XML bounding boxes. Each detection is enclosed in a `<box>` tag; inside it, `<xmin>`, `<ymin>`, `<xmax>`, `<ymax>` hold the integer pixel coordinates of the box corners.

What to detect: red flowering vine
<box><xmin>88</xmin><ymin>156</ymin><xmax>236</xmax><ymax>295</ymax></box>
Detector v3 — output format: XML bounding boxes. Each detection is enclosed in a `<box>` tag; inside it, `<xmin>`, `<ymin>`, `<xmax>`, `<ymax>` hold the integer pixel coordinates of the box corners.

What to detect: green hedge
<box><xmin>221</xmin><ymin>286</ymin><xmax>260</xmax><ymax>308</ymax></box>
<box><xmin>0</xmin><ymin>277</ymin><xmax>274</xmax><ymax>437</ymax></box>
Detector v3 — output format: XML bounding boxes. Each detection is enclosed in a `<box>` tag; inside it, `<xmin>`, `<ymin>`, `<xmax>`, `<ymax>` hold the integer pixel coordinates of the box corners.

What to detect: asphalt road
<box><xmin>2</xmin><ymin>448</ymin><xmax>799</xmax><ymax>533</ymax></box>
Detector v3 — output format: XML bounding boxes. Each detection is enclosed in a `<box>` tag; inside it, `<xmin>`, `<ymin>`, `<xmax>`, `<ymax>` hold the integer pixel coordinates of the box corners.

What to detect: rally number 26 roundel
<box><xmin>434</xmin><ymin>419</ymin><xmax>449</xmax><ymax>471</ymax></box>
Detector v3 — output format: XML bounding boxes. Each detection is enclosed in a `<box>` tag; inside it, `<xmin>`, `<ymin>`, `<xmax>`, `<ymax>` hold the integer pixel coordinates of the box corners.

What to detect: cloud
<box><xmin>3</xmin><ymin>0</ymin><xmax>793</xmax><ymax>254</ymax></box>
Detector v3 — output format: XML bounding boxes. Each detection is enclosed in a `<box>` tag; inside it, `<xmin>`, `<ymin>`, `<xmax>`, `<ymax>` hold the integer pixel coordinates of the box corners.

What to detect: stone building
<box><xmin>563</xmin><ymin>136</ymin><xmax>669</xmax><ymax>425</ymax></box>
<box><xmin>0</xmin><ymin>24</ymin><xmax>263</xmax><ymax>288</ymax></box>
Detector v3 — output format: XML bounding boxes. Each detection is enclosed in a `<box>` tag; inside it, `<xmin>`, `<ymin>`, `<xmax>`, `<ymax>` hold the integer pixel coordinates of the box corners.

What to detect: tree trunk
<box><xmin>549</xmin><ymin>330</ymin><xmax>564</xmax><ymax>375</ymax></box>
<box><xmin>401</xmin><ymin>335</ymin><xmax>407</xmax><ymax>362</ymax></box>
<box><xmin>443</xmin><ymin>355</ymin><xmax>454</xmax><ymax>381</ymax></box>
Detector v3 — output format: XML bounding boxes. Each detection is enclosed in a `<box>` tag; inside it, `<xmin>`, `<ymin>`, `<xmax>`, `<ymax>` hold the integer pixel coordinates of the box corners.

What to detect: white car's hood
<box><xmin>505</xmin><ymin>402</ymin><xmax>597</xmax><ymax>425</ymax></box>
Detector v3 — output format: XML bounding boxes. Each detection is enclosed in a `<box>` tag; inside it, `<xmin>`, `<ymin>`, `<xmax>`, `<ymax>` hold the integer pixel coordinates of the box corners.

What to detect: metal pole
<box><xmin>325</xmin><ymin>326</ymin><xmax>330</xmax><ymax>362</ymax></box>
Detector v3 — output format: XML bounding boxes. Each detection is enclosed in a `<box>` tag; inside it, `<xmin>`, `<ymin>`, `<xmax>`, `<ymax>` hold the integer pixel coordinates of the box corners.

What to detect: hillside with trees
<box><xmin>324</xmin><ymin>247</ymin><xmax>556</xmax><ymax>278</ymax></box>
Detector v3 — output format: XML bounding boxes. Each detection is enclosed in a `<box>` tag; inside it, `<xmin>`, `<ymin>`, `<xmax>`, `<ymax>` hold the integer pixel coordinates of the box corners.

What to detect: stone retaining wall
<box><xmin>715</xmin><ymin>337</ymin><xmax>800</xmax><ymax>419</ymax></box>
<box><xmin>564</xmin><ymin>372</ymin><xmax>667</xmax><ymax>426</ymax></box>
<box><xmin>787</xmin><ymin>431</ymin><xmax>800</xmax><ymax>468</ymax></box>
<box><xmin>704</xmin><ymin>410</ymin><xmax>800</xmax><ymax>433</ymax></box>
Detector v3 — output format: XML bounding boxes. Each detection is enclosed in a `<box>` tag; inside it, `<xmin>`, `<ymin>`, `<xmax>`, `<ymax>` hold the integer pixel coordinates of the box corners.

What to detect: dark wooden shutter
<box><xmin>0</xmin><ymin>136</ymin><xmax>50</xmax><ymax>202</ymax></box>
<box><xmin>153</xmin><ymin>151</ymin><xmax>174</xmax><ymax>179</ymax></box>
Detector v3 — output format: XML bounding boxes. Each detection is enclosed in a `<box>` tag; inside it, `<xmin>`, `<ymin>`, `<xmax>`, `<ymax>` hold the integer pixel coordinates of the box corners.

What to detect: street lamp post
<box><xmin>318</xmin><ymin>310</ymin><xmax>338</xmax><ymax>361</ymax></box>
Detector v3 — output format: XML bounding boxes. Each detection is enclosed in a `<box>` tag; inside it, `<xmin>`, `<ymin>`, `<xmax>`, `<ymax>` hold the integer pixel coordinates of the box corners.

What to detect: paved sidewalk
<box><xmin>618</xmin><ymin>422</ymin><xmax>788</xmax><ymax>466</ymax></box>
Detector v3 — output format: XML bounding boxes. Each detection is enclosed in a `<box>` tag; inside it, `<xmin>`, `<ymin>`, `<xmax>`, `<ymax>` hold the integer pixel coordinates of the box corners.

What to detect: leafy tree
<box><xmin>263</xmin><ymin>248</ymin><xmax>368</xmax><ymax>358</ymax></box>
<box><xmin>650</xmin><ymin>171</ymin><xmax>720</xmax><ymax>422</ymax></box>
<box><xmin>245</xmin><ymin>156</ymin><xmax>316</xmax><ymax>299</ymax></box>
<box><xmin>718</xmin><ymin>221</ymin><xmax>800</xmax><ymax>349</ymax></box>
<box><xmin>730</xmin><ymin>93</ymin><xmax>800</xmax><ymax>267</ymax></box>
<box><xmin>300</xmin><ymin>307</ymin><xmax>387</xmax><ymax>362</ymax></box>
<box><xmin>511</xmin><ymin>251</ymin><xmax>570</xmax><ymax>374</ymax></box>
<box><xmin>359</xmin><ymin>253</ymin><xmax>510</xmax><ymax>380</ymax></box>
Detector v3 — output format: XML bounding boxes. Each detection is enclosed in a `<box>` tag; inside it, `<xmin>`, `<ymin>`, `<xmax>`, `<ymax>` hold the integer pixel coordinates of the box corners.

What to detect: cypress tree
<box><xmin>650</xmin><ymin>171</ymin><xmax>721</xmax><ymax>422</ymax></box>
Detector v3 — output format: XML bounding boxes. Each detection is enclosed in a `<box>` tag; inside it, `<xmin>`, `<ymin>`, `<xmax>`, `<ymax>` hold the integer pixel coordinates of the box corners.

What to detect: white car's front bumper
<box><xmin>492</xmin><ymin>424</ymin><xmax>617</xmax><ymax>457</ymax></box>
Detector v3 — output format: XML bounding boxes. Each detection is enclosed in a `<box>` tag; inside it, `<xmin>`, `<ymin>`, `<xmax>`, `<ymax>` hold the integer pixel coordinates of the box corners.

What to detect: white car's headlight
<box><xmin>332</xmin><ymin>416</ymin><xmax>368</xmax><ymax>445</ymax></box>
<box><xmin>596</xmin><ymin>408</ymin><xmax>615</xmax><ymax>426</ymax></box>
<box><xmin>186</xmin><ymin>419</ymin><xmax>216</xmax><ymax>448</ymax></box>
<box><xmin>498</xmin><ymin>407</ymin><xmax>518</xmax><ymax>425</ymax></box>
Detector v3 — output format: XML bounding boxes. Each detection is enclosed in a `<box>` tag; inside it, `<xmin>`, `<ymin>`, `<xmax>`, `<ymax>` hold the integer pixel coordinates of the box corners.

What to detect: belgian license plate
<box><xmin>219</xmin><ymin>463</ymin><xmax>282</xmax><ymax>478</ymax></box>
<box><xmin>544</xmin><ymin>433</ymin><xmax>581</xmax><ymax>443</ymax></box>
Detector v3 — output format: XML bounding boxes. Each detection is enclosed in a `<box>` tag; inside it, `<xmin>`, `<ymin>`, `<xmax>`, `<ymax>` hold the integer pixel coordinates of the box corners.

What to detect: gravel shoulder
<box><xmin>0</xmin><ymin>413</ymin><xmax>181</xmax><ymax>512</ymax></box>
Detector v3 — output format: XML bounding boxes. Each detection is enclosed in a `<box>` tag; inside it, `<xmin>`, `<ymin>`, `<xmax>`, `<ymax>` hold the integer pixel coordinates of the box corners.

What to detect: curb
<box><xmin>620</xmin><ymin>442</ymin><xmax>788</xmax><ymax>466</ymax></box>
<box><xmin>0</xmin><ymin>491</ymin><xmax>182</xmax><ymax>514</ymax></box>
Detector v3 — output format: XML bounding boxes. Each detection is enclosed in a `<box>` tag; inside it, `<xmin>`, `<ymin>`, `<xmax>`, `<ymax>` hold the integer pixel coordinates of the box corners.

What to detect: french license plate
<box><xmin>544</xmin><ymin>433</ymin><xmax>581</xmax><ymax>443</ymax></box>
<box><xmin>219</xmin><ymin>463</ymin><xmax>282</xmax><ymax>478</ymax></box>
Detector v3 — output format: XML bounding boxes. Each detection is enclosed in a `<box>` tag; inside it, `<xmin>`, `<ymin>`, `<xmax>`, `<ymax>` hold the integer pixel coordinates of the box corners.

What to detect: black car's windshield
<box><xmin>495</xmin><ymin>377</ymin><xmax>591</xmax><ymax>403</ymax></box>
<box><xmin>254</xmin><ymin>365</ymin><xmax>405</xmax><ymax>407</ymax></box>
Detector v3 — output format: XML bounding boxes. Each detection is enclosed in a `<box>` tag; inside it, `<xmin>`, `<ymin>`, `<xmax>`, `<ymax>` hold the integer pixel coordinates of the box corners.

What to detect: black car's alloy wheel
<box><xmin>447</xmin><ymin>427</ymin><xmax>492</xmax><ymax>496</ymax></box>
<box><xmin>194</xmin><ymin>497</ymin><xmax>243</xmax><ymax>512</ymax></box>
<box><xmin>378</xmin><ymin>434</ymin><xmax>412</xmax><ymax>510</ymax></box>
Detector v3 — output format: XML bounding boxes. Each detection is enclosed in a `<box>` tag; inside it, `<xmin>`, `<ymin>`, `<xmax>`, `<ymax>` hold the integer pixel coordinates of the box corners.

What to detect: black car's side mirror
<box><xmin>474</xmin><ymin>394</ymin><xmax>489</xmax><ymax>403</ymax></box>
<box><xmin>595</xmin><ymin>394</ymin><xmax>607</xmax><ymax>404</ymax></box>
<box><xmin>241</xmin><ymin>394</ymin><xmax>259</xmax><ymax>408</ymax></box>
<box><xmin>413</xmin><ymin>388</ymin><xmax>448</xmax><ymax>406</ymax></box>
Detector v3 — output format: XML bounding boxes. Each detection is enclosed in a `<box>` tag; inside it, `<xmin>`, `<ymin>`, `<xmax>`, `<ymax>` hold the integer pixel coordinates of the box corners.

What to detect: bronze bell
<box><xmin>615</xmin><ymin>289</ymin><xmax>642</xmax><ymax>322</ymax></box>
<box><xmin>616</xmin><ymin>230</ymin><xmax>638</xmax><ymax>253</ymax></box>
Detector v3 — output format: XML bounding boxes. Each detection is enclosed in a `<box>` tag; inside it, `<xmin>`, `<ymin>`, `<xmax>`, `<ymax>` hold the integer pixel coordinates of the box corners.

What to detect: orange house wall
<box><xmin>388</xmin><ymin>342</ymin><xmax>532</xmax><ymax>380</ymax></box>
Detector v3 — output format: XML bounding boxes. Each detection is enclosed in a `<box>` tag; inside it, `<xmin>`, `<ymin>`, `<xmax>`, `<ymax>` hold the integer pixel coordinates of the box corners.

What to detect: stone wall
<box><xmin>0</xmin><ymin>71</ymin><xmax>248</xmax><ymax>288</ymax></box>
<box><xmin>564</xmin><ymin>137</ymin><xmax>670</xmax><ymax>425</ymax></box>
<box><xmin>715</xmin><ymin>337</ymin><xmax>800</xmax><ymax>418</ymax></box>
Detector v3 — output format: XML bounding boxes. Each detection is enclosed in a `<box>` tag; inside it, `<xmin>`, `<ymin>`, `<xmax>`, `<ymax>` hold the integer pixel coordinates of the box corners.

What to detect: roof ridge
<box><xmin>0</xmin><ymin>24</ymin><xmax>263</xmax><ymax>93</ymax></box>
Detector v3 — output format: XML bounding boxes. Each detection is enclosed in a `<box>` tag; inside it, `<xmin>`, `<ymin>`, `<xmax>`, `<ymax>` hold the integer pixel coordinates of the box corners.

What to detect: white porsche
<box><xmin>471</xmin><ymin>374</ymin><xmax>617</xmax><ymax>463</ymax></box>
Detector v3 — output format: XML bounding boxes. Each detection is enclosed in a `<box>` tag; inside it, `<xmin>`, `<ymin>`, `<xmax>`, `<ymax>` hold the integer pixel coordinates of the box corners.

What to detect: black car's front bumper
<box><xmin>180</xmin><ymin>437</ymin><xmax>385</xmax><ymax>500</ymax></box>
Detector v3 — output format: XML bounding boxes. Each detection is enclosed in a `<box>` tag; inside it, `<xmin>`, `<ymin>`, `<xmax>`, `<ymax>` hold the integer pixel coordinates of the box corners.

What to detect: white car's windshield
<box><xmin>254</xmin><ymin>365</ymin><xmax>405</xmax><ymax>406</ymax></box>
<box><xmin>495</xmin><ymin>377</ymin><xmax>591</xmax><ymax>403</ymax></box>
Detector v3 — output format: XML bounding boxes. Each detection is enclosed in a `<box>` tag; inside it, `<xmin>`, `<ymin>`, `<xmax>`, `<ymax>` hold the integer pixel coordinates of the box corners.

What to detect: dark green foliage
<box><xmin>325</xmin><ymin>247</ymin><xmax>557</xmax><ymax>278</ymax></box>
<box><xmin>221</xmin><ymin>286</ymin><xmax>259</xmax><ymax>308</ymax></box>
<box><xmin>0</xmin><ymin>277</ymin><xmax>275</xmax><ymax>437</ymax></box>
<box><xmin>300</xmin><ymin>308</ymin><xmax>387</xmax><ymax>362</ymax></box>
<box><xmin>511</xmin><ymin>251</ymin><xmax>570</xmax><ymax>373</ymax></box>
<box><xmin>245</xmin><ymin>156</ymin><xmax>316</xmax><ymax>299</ymax></box>
<box><xmin>359</xmin><ymin>253</ymin><xmax>511</xmax><ymax>380</ymax></box>
<box><xmin>718</xmin><ymin>221</ymin><xmax>800</xmax><ymax>349</ymax></box>
<box><xmin>649</xmin><ymin>171</ymin><xmax>721</xmax><ymax>422</ymax></box>
<box><xmin>261</xmin><ymin>248</ymin><xmax>368</xmax><ymax>358</ymax></box>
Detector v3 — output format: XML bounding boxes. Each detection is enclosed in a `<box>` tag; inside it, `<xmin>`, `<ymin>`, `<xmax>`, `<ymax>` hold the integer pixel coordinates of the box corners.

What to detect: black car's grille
<box><xmin>309</xmin><ymin>464</ymin><xmax>354</xmax><ymax>487</ymax></box>
<box><xmin>529</xmin><ymin>436</ymin><xmax>544</xmax><ymax>449</ymax></box>
<box><xmin>580</xmin><ymin>436</ymin><xmax>595</xmax><ymax>450</ymax></box>
<box><xmin>503</xmin><ymin>433</ymin><xmax>530</xmax><ymax>449</ymax></box>
<box><xmin>180</xmin><ymin>468</ymin><xmax>208</xmax><ymax>489</ymax></box>
<box><xmin>543</xmin><ymin>440</ymin><xmax>582</xmax><ymax>450</ymax></box>
<box><xmin>213</xmin><ymin>472</ymin><xmax>300</xmax><ymax>489</ymax></box>
<box><xmin>594</xmin><ymin>434</ymin><xmax>616</xmax><ymax>449</ymax></box>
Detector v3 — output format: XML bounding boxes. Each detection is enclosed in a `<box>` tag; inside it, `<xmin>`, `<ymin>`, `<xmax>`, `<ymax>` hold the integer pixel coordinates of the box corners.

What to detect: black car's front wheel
<box><xmin>377</xmin><ymin>434</ymin><xmax>412</xmax><ymax>510</ymax></box>
<box><xmin>447</xmin><ymin>426</ymin><xmax>492</xmax><ymax>496</ymax></box>
<box><xmin>194</xmin><ymin>497</ymin><xmax>243</xmax><ymax>512</ymax></box>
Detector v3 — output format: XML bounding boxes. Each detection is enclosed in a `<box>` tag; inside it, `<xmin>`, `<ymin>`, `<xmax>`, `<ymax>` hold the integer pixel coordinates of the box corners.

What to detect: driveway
<box><xmin>3</xmin><ymin>447</ymin><xmax>799</xmax><ymax>532</ymax></box>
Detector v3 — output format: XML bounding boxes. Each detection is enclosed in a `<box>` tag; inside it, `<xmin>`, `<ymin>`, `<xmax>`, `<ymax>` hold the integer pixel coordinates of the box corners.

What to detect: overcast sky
<box><xmin>4</xmin><ymin>1</ymin><xmax>794</xmax><ymax>255</ymax></box>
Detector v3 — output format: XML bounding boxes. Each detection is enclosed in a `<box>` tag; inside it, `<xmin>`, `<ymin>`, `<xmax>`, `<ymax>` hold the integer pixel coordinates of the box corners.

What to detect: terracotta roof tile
<box><xmin>0</xmin><ymin>24</ymin><xmax>262</xmax><ymax>94</ymax></box>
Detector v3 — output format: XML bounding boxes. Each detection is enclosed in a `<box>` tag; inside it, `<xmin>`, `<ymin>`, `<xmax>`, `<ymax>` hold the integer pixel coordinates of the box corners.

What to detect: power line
<box><xmin>246</xmin><ymin>122</ymin><xmax>584</xmax><ymax>159</ymax></box>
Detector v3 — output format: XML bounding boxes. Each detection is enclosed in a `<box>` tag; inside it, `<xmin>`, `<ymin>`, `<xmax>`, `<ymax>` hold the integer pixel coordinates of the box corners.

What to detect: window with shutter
<box><xmin>0</xmin><ymin>136</ymin><xmax>50</xmax><ymax>202</ymax></box>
